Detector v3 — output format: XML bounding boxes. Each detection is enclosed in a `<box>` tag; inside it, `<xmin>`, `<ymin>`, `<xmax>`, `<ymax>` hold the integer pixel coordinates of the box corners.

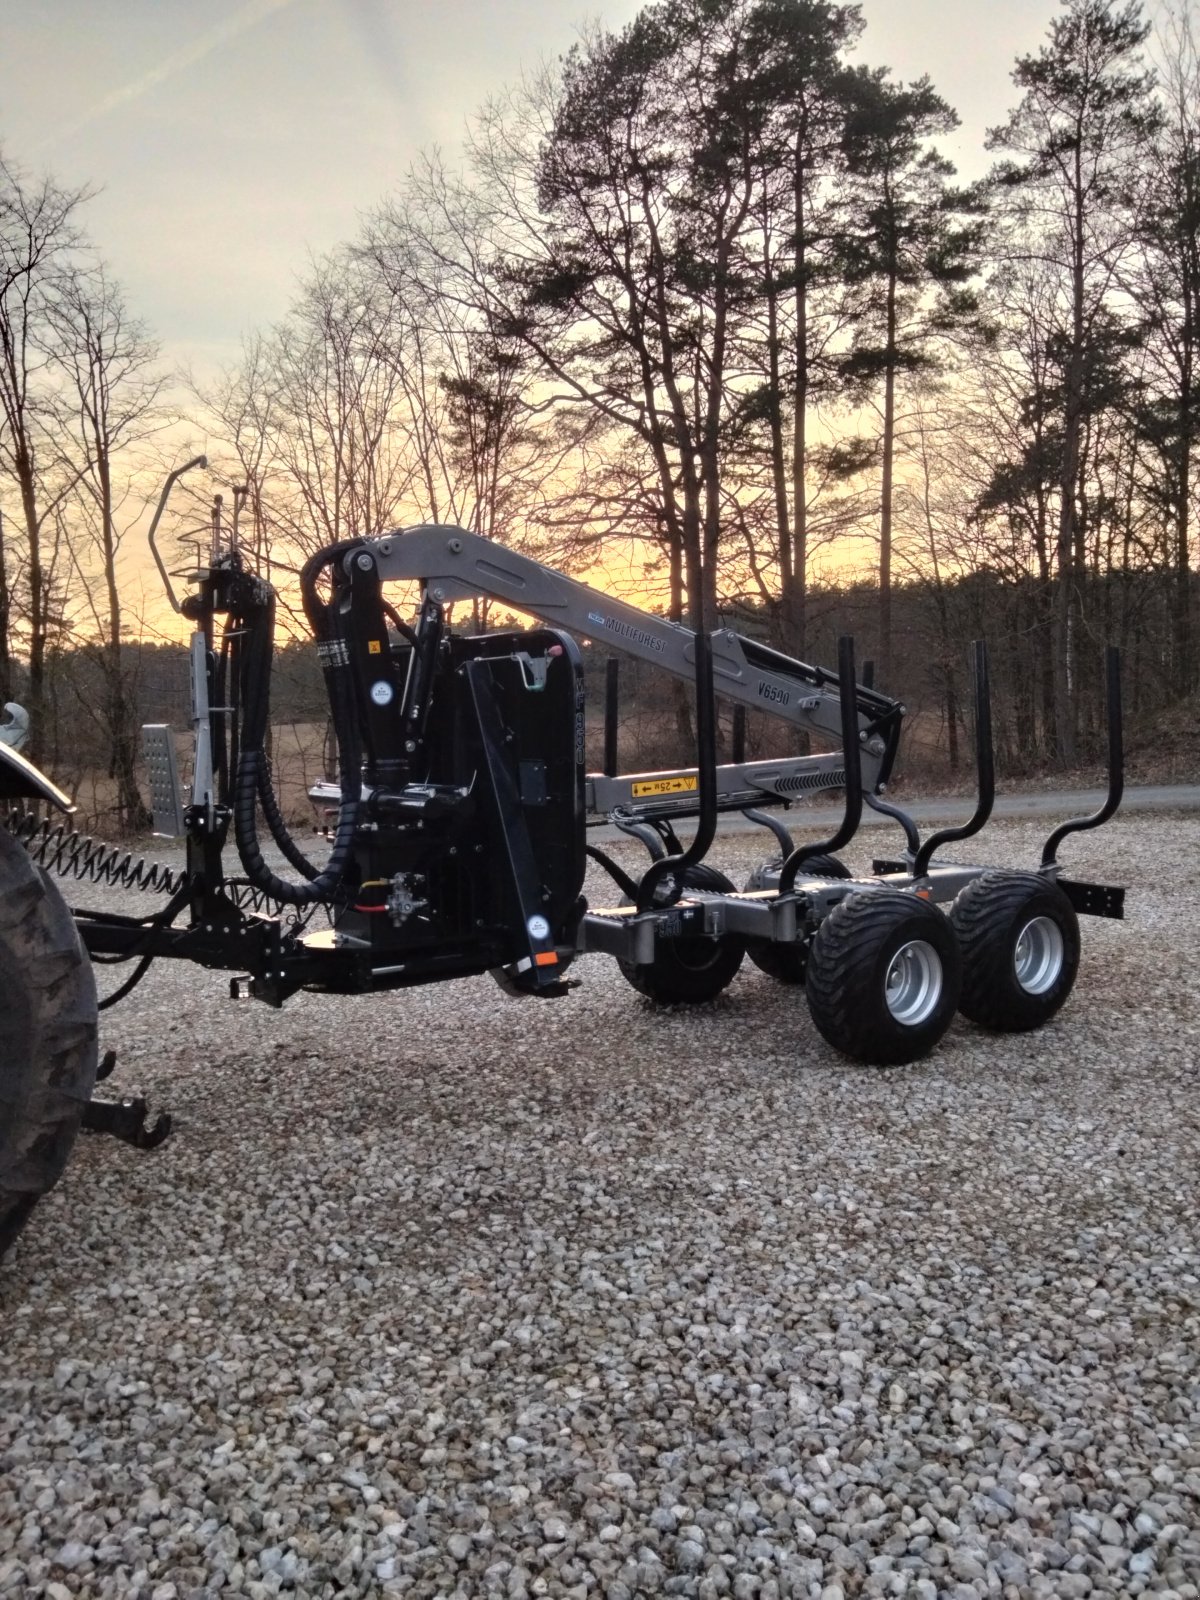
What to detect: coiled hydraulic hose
<box><xmin>5</xmin><ymin>811</ymin><xmax>186</xmax><ymax>895</ymax></box>
<box><xmin>4</xmin><ymin>808</ymin><xmax>292</xmax><ymax>917</ymax></box>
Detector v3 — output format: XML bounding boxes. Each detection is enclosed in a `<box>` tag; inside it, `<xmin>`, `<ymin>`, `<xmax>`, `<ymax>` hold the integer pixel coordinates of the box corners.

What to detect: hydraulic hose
<box><xmin>231</xmin><ymin>548</ymin><xmax>365</xmax><ymax>906</ymax></box>
<box><xmin>211</xmin><ymin>599</ymin><xmax>317</xmax><ymax>878</ymax></box>
<box><xmin>256</xmin><ymin>759</ymin><xmax>319</xmax><ymax>880</ymax></box>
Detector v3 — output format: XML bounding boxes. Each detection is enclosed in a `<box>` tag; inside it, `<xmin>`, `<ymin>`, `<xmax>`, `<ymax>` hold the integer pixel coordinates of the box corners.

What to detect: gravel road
<box><xmin>1</xmin><ymin>812</ymin><xmax>1197</xmax><ymax>1600</ymax></box>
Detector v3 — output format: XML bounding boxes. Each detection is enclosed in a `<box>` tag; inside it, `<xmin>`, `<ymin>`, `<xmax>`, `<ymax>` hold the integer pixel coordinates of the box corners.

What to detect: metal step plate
<box><xmin>142</xmin><ymin>725</ymin><xmax>185</xmax><ymax>837</ymax></box>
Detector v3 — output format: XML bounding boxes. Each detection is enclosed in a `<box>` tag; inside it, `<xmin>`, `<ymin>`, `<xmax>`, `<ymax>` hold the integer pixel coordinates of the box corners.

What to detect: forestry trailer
<box><xmin>0</xmin><ymin>457</ymin><xmax>1125</xmax><ymax>1259</ymax></box>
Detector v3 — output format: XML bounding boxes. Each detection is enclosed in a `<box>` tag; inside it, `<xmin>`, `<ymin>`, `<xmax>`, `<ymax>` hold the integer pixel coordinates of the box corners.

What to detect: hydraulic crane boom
<box><xmin>361</xmin><ymin>525</ymin><xmax>904</xmax><ymax>794</ymax></box>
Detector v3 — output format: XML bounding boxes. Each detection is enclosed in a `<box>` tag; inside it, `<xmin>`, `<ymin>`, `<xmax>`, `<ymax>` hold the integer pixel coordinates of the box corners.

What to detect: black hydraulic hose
<box><xmin>257</xmin><ymin>759</ymin><xmax>319</xmax><ymax>880</ymax></box>
<box><xmin>301</xmin><ymin>539</ymin><xmax>363</xmax><ymax>635</ymax></box>
<box><xmin>381</xmin><ymin>599</ymin><xmax>418</xmax><ymax>647</ymax></box>
<box><xmin>232</xmin><ymin>554</ymin><xmax>363</xmax><ymax>906</ymax></box>
<box><xmin>235</xmin><ymin>740</ymin><xmax>359</xmax><ymax>907</ymax></box>
<box><xmin>99</xmin><ymin>955</ymin><xmax>154</xmax><ymax>1011</ymax></box>
<box><xmin>585</xmin><ymin>844</ymin><xmax>640</xmax><ymax>901</ymax></box>
<box><xmin>219</xmin><ymin>594</ymin><xmax>319</xmax><ymax>880</ymax></box>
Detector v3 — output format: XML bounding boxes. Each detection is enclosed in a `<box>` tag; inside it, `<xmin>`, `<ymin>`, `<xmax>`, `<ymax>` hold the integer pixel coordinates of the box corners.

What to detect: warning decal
<box><xmin>631</xmin><ymin>775</ymin><xmax>700</xmax><ymax>799</ymax></box>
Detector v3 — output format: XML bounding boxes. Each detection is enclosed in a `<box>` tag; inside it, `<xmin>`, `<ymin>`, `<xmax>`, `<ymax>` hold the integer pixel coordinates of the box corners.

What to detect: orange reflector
<box><xmin>916</xmin><ymin>889</ymin><xmax>931</xmax><ymax>900</ymax></box>
<box><xmin>534</xmin><ymin>951</ymin><xmax>559</xmax><ymax>967</ymax></box>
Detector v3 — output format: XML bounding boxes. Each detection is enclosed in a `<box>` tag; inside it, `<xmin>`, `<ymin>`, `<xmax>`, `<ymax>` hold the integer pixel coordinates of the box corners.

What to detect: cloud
<box><xmin>44</xmin><ymin>0</ymin><xmax>298</xmax><ymax>148</ymax></box>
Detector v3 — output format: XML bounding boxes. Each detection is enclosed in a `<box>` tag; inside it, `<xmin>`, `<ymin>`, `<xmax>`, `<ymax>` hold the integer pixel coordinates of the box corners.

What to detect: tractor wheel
<box><xmin>618</xmin><ymin>864</ymin><xmax>745</xmax><ymax>1005</ymax></box>
<box><xmin>745</xmin><ymin>854</ymin><xmax>851</xmax><ymax>986</ymax></box>
<box><xmin>805</xmin><ymin>889</ymin><xmax>961</xmax><ymax>1066</ymax></box>
<box><xmin>949</xmin><ymin>871</ymin><xmax>1080</xmax><ymax>1032</ymax></box>
<box><xmin>0</xmin><ymin>830</ymin><xmax>98</xmax><ymax>1262</ymax></box>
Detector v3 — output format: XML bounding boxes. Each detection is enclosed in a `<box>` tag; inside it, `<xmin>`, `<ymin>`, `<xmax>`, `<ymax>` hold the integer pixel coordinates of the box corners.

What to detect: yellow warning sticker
<box><xmin>367</xmin><ymin>640</ymin><xmax>382</xmax><ymax>655</ymax></box>
<box><xmin>631</xmin><ymin>775</ymin><xmax>699</xmax><ymax>799</ymax></box>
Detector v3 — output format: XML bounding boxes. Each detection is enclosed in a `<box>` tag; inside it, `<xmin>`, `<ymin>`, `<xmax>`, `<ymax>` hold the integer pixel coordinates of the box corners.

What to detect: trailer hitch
<box><xmin>82</xmin><ymin>1095</ymin><xmax>173</xmax><ymax>1150</ymax></box>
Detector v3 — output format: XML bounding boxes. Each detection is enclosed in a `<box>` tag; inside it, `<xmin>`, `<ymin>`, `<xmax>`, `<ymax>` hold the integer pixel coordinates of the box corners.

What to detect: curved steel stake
<box><xmin>1041</xmin><ymin>646</ymin><xmax>1124</xmax><ymax>869</ymax></box>
<box><xmin>913</xmin><ymin>640</ymin><xmax>995</xmax><ymax>878</ymax></box>
<box><xmin>778</xmin><ymin>636</ymin><xmax>863</xmax><ymax>893</ymax></box>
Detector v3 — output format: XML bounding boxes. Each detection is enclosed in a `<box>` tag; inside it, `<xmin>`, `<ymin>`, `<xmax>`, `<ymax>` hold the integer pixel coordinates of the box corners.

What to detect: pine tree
<box><xmin>835</xmin><ymin>69</ymin><xmax>984</xmax><ymax>684</ymax></box>
<box><xmin>987</xmin><ymin>0</ymin><xmax>1160</xmax><ymax>760</ymax></box>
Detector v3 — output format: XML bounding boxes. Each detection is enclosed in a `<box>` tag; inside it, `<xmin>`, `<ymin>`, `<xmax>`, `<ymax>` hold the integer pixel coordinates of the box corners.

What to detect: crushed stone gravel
<box><xmin>1</xmin><ymin>811</ymin><xmax>1198</xmax><ymax>1599</ymax></box>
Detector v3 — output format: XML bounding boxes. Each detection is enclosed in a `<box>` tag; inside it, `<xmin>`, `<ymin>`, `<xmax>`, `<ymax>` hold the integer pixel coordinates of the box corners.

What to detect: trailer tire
<box><xmin>805</xmin><ymin>889</ymin><xmax>961</xmax><ymax>1065</ymax></box>
<box><xmin>618</xmin><ymin>865</ymin><xmax>745</xmax><ymax>1005</ymax></box>
<box><xmin>949</xmin><ymin>871</ymin><xmax>1079</xmax><ymax>1031</ymax></box>
<box><xmin>745</xmin><ymin>855</ymin><xmax>851</xmax><ymax>985</ymax></box>
<box><xmin>0</xmin><ymin>830</ymin><xmax>98</xmax><ymax>1262</ymax></box>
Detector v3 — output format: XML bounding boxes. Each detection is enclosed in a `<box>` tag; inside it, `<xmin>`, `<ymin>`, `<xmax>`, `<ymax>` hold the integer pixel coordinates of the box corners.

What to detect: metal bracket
<box><xmin>1056</xmin><ymin>878</ymin><xmax>1126</xmax><ymax>920</ymax></box>
<box><xmin>81</xmin><ymin>1096</ymin><xmax>173</xmax><ymax>1150</ymax></box>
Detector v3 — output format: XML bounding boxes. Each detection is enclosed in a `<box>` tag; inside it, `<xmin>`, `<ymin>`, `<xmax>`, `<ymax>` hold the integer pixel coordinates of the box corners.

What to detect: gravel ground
<box><xmin>1</xmin><ymin>811</ymin><xmax>1198</xmax><ymax>1600</ymax></box>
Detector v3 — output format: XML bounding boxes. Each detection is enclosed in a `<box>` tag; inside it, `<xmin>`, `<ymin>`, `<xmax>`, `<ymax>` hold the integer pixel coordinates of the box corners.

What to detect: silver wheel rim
<box><xmin>1013</xmin><ymin>915</ymin><xmax>1064</xmax><ymax>995</ymax></box>
<box><xmin>884</xmin><ymin>939</ymin><xmax>942</xmax><ymax>1026</ymax></box>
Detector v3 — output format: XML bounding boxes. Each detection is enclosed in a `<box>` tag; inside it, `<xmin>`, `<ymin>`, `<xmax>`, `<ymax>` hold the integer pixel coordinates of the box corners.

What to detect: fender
<box><xmin>0</xmin><ymin>743</ymin><xmax>73</xmax><ymax>811</ymax></box>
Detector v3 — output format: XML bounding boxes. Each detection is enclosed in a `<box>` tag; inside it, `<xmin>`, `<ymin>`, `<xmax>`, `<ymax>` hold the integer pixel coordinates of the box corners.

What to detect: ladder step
<box><xmin>142</xmin><ymin>725</ymin><xmax>185</xmax><ymax>837</ymax></box>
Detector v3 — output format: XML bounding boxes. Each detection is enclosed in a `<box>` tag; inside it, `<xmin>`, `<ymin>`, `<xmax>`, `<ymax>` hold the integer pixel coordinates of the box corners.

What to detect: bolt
<box><xmin>431</xmin><ymin>586</ymin><xmax>445</xmax><ymax>601</ymax></box>
<box><xmin>356</xmin><ymin>552</ymin><xmax>374</xmax><ymax>571</ymax></box>
<box><xmin>448</xmin><ymin>537</ymin><xmax>462</xmax><ymax>554</ymax></box>
<box><xmin>404</xmin><ymin>740</ymin><xmax>417</xmax><ymax>753</ymax></box>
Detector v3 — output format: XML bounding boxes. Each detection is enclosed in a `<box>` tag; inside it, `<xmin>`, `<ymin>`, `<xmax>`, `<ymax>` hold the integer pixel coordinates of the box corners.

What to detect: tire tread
<box><xmin>950</xmin><ymin>870</ymin><xmax>1079</xmax><ymax>1032</ymax></box>
<box><xmin>805</xmin><ymin>889</ymin><xmax>961</xmax><ymax>1065</ymax></box>
<box><xmin>0</xmin><ymin>833</ymin><xmax>98</xmax><ymax>1261</ymax></box>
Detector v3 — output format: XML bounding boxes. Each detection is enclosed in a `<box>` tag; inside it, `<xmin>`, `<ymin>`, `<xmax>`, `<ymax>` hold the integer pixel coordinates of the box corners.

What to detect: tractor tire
<box><xmin>618</xmin><ymin>864</ymin><xmax>745</xmax><ymax>1005</ymax></box>
<box><xmin>949</xmin><ymin>870</ymin><xmax>1080</xmax><ymax>1032</ymax></box>
<box><xmin>805</xmin><ymin>889</ymin><xmax>961</xmax><ymax>1066</ymax></box>
<box><xmin>0</xmin><ymin>830</ymin><xmax>98</xmax><ymax>1262</ymax></box>
<box><xmin>745</xmin><ymin>854</ymin><xmax>851</xmax><ymax>986</ymax></box>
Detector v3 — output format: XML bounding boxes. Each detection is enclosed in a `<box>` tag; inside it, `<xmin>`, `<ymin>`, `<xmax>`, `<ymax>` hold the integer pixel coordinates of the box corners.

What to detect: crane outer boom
<box><xmin>362</xmin><ymin>526</ymin><xmax>901</xmax><ymax>792</ymax></box>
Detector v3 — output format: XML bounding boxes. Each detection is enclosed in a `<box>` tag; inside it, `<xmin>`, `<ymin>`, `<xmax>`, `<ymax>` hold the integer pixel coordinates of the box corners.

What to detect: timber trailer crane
<box><xmin>0</xmin><ymin>456</ymin><xmax>1126</xmax><ymax>1258</ymax></box>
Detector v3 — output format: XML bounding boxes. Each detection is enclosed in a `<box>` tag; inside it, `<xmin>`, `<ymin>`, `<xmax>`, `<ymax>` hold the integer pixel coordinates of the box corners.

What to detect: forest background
<box><xmin>1</xmin><ymin>0</ymin><xmax>1198</xmax><ymax>832</ymax></box>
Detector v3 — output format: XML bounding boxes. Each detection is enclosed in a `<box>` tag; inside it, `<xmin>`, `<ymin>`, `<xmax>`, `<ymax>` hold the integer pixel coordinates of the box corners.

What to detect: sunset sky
<box><xmin>2</xmin><ymin>0</ymin><xmax>1065</xmax><ymax>381</ymax></box>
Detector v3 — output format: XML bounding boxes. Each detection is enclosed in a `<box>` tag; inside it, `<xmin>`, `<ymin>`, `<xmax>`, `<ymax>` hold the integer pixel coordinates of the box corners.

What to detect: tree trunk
<box><xmin>789</xmin><ymin>134</ymin><xmax>810</xmax><ymax>661</ymax></box>
<box><xmin>762</xmin><ymin>195</ymin><xmax>791</xmax><ymax>654</ymax></box>
<box><xmin>0</xmin><ymin>506</ymin><xmax>10</xmax><ymax>707</ymax></box>
<box><xmin>1052</xmin><ymin>148</ymin><xmax>1088</xmax><ymax>766</ymax></box>
<box><xmin>15</xmin><ymin>444</ymin><xmax>47</xmax><ymax>766</ymax></box>
<box><xmin>1176</xmin><ymin>354</ymin><xmax>1193</xmax><ymax>695</ymax></box>
<box><xmin>878</xmin><ymin>269</ymin><xmax>897</xmax><ymax>685</ymax></box>
<box><xmin>667</xmin><ymin>528</ymin><xmax>693</xmax><ymax>751</ymax></box>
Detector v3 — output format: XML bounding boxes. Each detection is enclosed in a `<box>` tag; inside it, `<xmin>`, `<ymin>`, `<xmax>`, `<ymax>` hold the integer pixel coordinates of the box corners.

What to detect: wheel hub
<box><xmin>1013</xmin><ymin>915</ymin><xmax>1064</xmax><ymax>995</ymax></box>
<box><xmin>884</xmin><ymin>939</ymin><xmax>943</xmax><ymax>1026</ymax></box>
